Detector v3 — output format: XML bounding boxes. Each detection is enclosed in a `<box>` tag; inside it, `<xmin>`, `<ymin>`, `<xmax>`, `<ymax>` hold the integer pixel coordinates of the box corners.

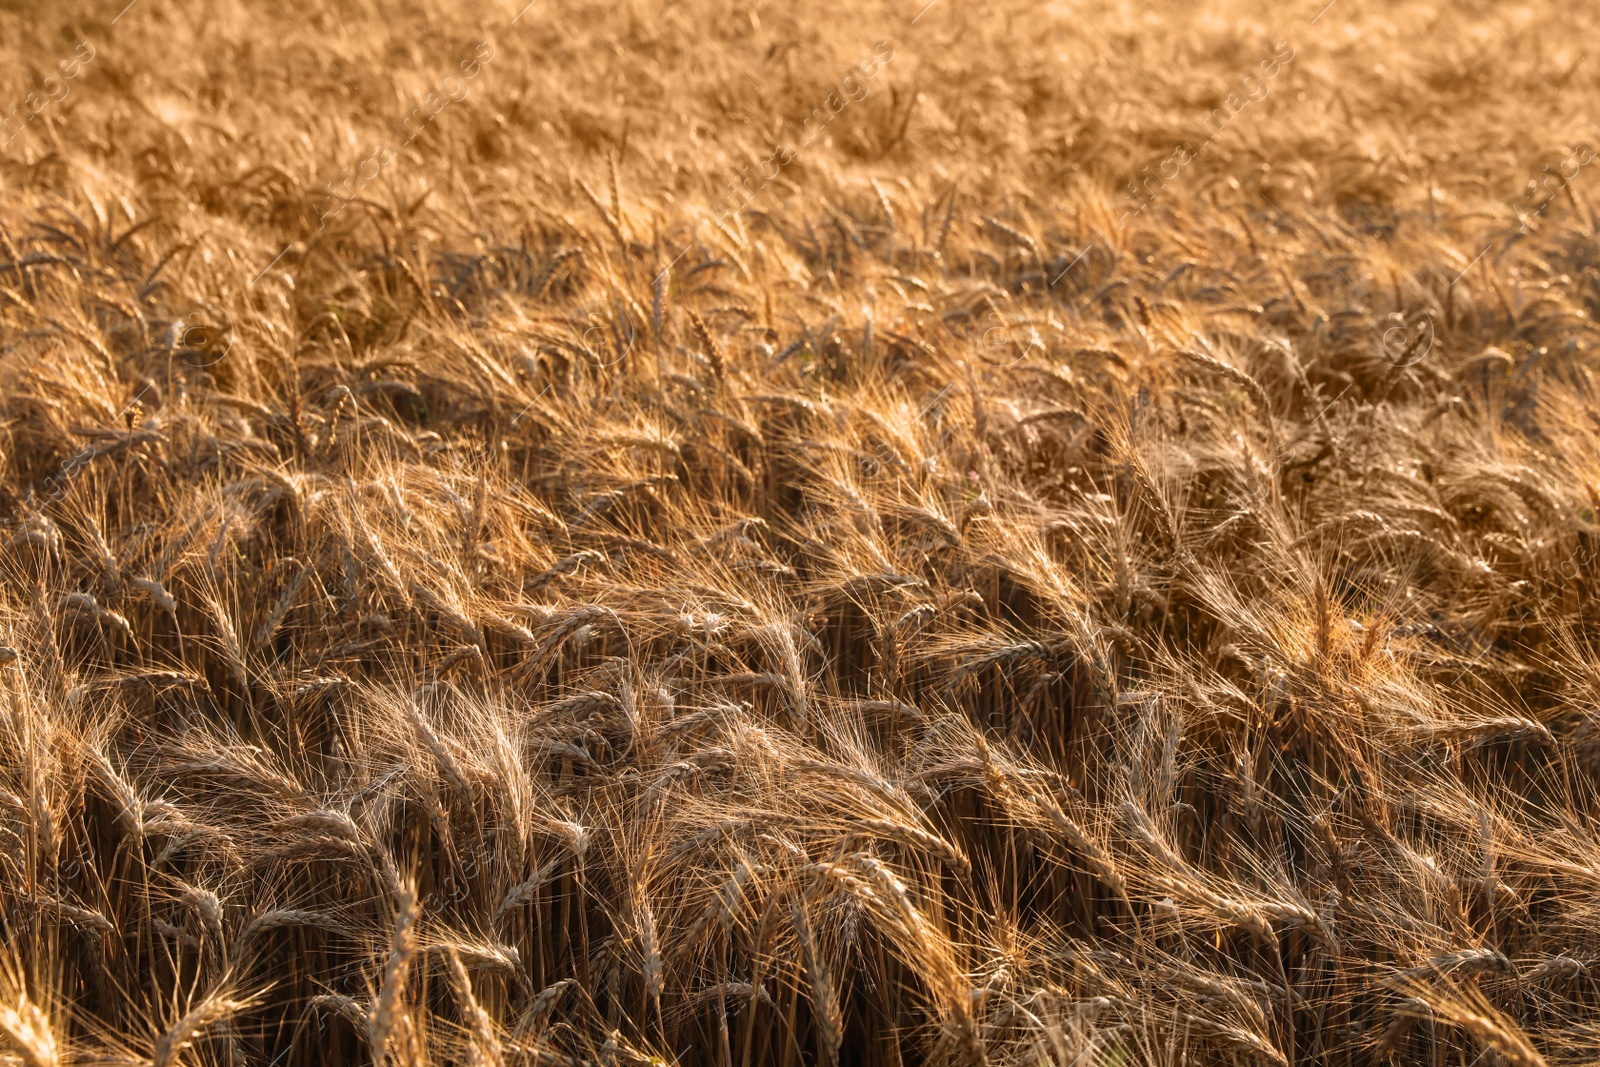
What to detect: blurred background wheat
<box><xmin>2</xmin><ymin>0</ymin><xmax>1599</xmax><ymax>1064</ymax></box>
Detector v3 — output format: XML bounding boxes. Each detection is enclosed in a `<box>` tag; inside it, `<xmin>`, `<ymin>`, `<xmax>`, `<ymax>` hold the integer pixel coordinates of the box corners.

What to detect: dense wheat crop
<box><xmin>2</xmin><ymin>0</ymin><xmax>1600</xmax><ymax>1063</ymax></box>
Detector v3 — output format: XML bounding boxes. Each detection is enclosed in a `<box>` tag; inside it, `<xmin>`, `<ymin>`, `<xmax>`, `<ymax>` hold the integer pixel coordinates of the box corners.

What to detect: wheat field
<box><xmin>1</xmin><ymin>0</ymin><xmax>1599</xmax><ymax>1064</ymax></box>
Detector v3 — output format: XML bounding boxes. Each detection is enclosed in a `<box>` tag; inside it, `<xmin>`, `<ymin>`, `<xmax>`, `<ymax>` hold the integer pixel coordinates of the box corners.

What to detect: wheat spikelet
<box><xmin>240</xmin><ymin>909</ymin><xmax>340</xmax><ymax>943</ymax></box>
<box><xmin>0</xmin><ymin>988</ymin><xmax>57</xmax><ymax>1067</ymax></box>
<box><xmin>1519</xmin><ymin>956</ymin><xmax>1586</xmax><ymax>983</ymax></box>
<box><xmin>511</xmin><ymin>980</ymin><xmax>574</xmax><ymax>1036</ymax></box>
<box><xmin>1165</xmin><ymin>967</ymin><xmax>1271</xmax><ymax>1033</ymax></box>
<box><xmin>1389</xmin><ymin>947</ymin><xmax>1514</xmax><ymax>984</ymax></box>
<box><xmin>442</xmin><ymin>946</ymin><xmax>503</xmax><ymax>1067</ymax></box>
<box><xmin>791</xmin><ymin>900</ymin><xmax>842</xmax><ymax>1067</ymax></box>
<box><xmin>368</xmin><ymin>886</ymin><xmax>420</xmax><ymax>1064</ymax></box>
<box><xmin>636</xmin><ymin>894</ymin><xmax>663</xmax><ymax>1012</ymax></box>
<box><xmin>651</xmin><ymin>270</ymin><xmax>670</xmax><ymax>337</ymax></box>
<box><xmin>688</xmin><ymin>310</ymin><xmax>725</xmax><ymax>383</ymax></box>
<box><xmin>1180</xmin><ymin>1013</ymin><xmax>1288</xmax><ymax>1067</ymax></box>
<box><xmin>86</xmin><ymin>747</ymin><xmax>145</xmax><ymax>841</ymax></box>
<box><xmin>403</xmin><ymin>697</ymin><xmax>474</xmax><ymax>803</ymax></box>
<box><xmin>252</xmin><ymin>559</ymin><xmax>309</xmax><ymax>652</ymax></box>
<box><xmin>1403</xmin><ymin>984</ymin><xmax>1549</xmax><ymax>1067</ymax></box>
<box><xmin>153</xmin><ymin>992</ymin><xmax>252</xmax><ymax>1067</ymax></box>
<box><xmin>1176</xmin><ymin>347</ymin><xmax>1273</xmax><ymax>418</ymax></box>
